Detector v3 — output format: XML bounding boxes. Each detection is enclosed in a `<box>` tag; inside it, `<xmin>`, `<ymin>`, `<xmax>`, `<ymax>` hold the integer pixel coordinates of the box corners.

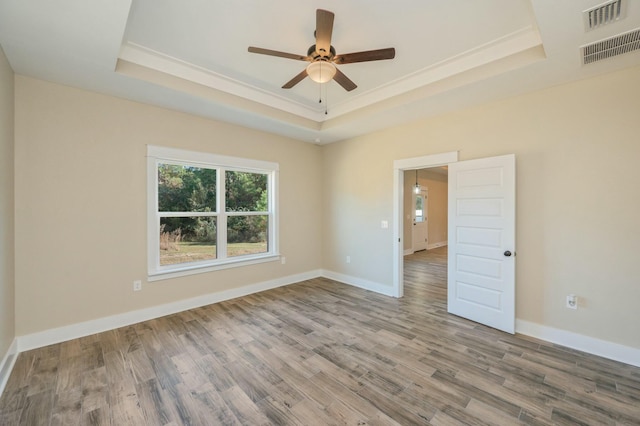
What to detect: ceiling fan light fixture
<box><xmin>306</xmin><ymin>61</ymin><xmax>336</xmax><ymax>83</ymax></box>
<box><xmin>249</xmin><ymin>9</ymin><xmax>394</xmax><ymax>91</ymax></box>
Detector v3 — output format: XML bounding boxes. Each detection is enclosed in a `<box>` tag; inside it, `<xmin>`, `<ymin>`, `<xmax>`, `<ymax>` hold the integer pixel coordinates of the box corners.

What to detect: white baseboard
<box><xmin>9</xmin><ymin>271</ymin><xmax>638</xmax><ymax>382</ymax></box>
<box><xmin>0</xmin><ymin>338</ymin><xmax>18</xmax><ymax>396</ymax></box>
<box><xmin>321</xmin><ymin>269</ymin><xmax>398</xmax><ymax>297</ymax></box>
<box><xmin>427</xmin><ymin>241</ymin><xmax>448</xmax><ymax>250</ymax></box>
<box><xmin>516</xmin><ymin>320</ymin><xmax>640</xmax><ymax>368</ymax></box>
<box><xmin>404</xmin><ymin>242</ymin><xmax>447</xmax><ymax>255</ymax></box>
<box><xmin>15</xmin><ymin>268</ymin><xmax>394</xmax><ymax>354</ymax></box>
<box><xmin>17</xmin><ymin>270</ymin><xmax>322</xmax><ymax>352</ymax></box>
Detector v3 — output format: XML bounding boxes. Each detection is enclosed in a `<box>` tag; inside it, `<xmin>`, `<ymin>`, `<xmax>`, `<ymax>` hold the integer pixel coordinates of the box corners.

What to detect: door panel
<box><xmin>448</xmin><ymin>154</ymin><xmax>515</xmax><ymax>334</ymax></box>
<box><xmin>457</xmin><ymin>227</ymin><xmax>502</xmax><ymax>247</ymax></box>
<box><xmin>412</xmin><ymin>191</ymin><xmax>428</xmax><ymax>251</ymax></box>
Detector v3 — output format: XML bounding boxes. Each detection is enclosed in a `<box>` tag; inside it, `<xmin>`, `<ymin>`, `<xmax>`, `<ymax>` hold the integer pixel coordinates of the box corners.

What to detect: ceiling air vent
<box><xmin>584</xmin><ymin>0</ymin><xmax>627</xmax><ymax>31</ymax></box>
<box><xmin>582</xmin><ymin>28</ymin><xmax>640</xmax><ymax>64</ymax></box>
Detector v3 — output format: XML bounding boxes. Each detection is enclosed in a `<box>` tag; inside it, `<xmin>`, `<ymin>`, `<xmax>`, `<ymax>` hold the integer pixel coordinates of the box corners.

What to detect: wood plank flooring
<box><xmin>1</xmin><ymin>246</ymin><xmax>640</xmax><ymax>425</ymax></box>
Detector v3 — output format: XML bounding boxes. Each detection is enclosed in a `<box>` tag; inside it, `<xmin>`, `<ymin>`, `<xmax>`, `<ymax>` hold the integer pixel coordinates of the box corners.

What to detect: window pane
<box><xmin>227</xmin><ymin>215</ymin><xmax>268</xmax><ymax>257</ymax></box>
<box><xmin>160</xmin><ymin>217</ymin><xmax>217</xmax><ymax>265</ymax></box>
<box><xmin>158</xmin><ymin>164</ymin><xmax>216</xmax><ymax>212</ymax></box>
<box><xmin>225</xmin><ymin>171</ymin><xmax>267</xmax><ymax>212</ymax></box>
<box><xmin>415</xmin><ymin>195</ymin><xmax>424</xmax><ymax>222</ymax></box>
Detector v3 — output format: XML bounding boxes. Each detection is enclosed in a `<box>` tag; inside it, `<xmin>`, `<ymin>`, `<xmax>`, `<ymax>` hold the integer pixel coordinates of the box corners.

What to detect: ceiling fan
<box><xmin>248</xmin><ymin>9</ymin><xmax>395</xmax><ymax>92</ymax></box>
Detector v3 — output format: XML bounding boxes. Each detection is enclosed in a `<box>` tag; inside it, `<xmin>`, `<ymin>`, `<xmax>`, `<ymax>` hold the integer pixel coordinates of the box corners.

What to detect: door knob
<box><xmin>504</xmin><ymin>250</ymin><xmax>512</xmax><ymax>257</ymax></box>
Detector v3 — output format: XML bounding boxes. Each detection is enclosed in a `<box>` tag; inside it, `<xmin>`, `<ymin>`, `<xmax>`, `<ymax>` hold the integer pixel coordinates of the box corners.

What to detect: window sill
<box><xmin>148</xmin><ymin>253</ymin><xmax>281</xmax><ymax>282</ymax></box>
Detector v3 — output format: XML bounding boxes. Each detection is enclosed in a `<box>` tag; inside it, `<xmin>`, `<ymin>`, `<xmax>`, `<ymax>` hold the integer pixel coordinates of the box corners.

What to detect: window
<box><xmin>415</xmin><ymin>194</ymin><xmax>424</xmax><ymax>223</ymax></box>
<box><xmin>147</xmin><ymin>146</ymin><xmax>278</xmax><ymax>280</ymax></box>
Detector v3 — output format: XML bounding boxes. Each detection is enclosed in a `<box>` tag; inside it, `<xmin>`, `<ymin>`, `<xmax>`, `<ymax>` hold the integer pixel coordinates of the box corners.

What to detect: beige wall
<box><xmin>323</xmin><ymin>65</ymin><xmax>640</xmax><ymax>349</ymax></box>
<box><xmin>0</xmin><ymin>46</ymin><xmax>15</xmax><ymax>357</ymax></box>
<box><xmin>14</xmin><ymin>76</ymin><xmax>323</xmax><ymax>336</ymax></box>
<box><xmin>402</xmin><ymin>170</ymin><xmax>448</xmax><ymax>251</ymax></box>
<box><xmin>9</xmin><ymin>64</ymin><xmax>640</xmax><ymax>351</ymax></box>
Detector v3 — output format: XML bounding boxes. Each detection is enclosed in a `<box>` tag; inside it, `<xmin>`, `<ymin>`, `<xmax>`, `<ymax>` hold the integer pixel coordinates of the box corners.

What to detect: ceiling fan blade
<box><xmin>333</xmin><ymin>67</ymin><xmax>357</xmax><ymax>91</ymax></box>
<box><xmin>248</xmin><ymin>46</ymin><xmax>309</xmax><ymax>61</ymax></box>
<box><xmin>315</xmin><ymin>9</ymin><xmax>334</xmax><ymax>57</ymax></box>
<box><xmin>282</xmin><ymin>69</ymin><xmax>308</xmax><ymax>89</ymax></box>
<box><xmin>333</xmin><ymin>48</ymin><xmax>396</xmax><ymax>64</ymax></box>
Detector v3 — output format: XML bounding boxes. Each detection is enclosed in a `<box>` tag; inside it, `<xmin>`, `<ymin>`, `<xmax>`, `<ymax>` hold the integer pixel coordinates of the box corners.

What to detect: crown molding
<box><xmin>118</xmin><ymin>26</ymin><xmax>541</xmax><ymax>127</ymax></box>
<box><xmin>119</xmin><ymin>42</ymin><xmax>323</xmax><ymax>121</ymax></box>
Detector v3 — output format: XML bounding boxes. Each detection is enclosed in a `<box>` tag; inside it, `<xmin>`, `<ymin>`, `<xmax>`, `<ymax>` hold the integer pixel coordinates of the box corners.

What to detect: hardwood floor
<box><xmin>1</xmin><ymin>246</ymin><xmax>639</xmax><ymax>425</ymax></box>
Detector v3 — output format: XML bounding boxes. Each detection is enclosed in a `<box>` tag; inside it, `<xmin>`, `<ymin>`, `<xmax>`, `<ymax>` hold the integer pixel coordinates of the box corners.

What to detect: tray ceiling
<box><xmin>1</xmin><ymin>0</ymin><xmax>639</xmax><ymax>143</ymax></box>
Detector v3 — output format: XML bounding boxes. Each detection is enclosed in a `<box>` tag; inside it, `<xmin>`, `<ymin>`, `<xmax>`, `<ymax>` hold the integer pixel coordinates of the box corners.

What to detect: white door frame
<box><xmin>393</xmin><ymin>151</ymin><xmax>458</xmax><ymax>297</ymax></box>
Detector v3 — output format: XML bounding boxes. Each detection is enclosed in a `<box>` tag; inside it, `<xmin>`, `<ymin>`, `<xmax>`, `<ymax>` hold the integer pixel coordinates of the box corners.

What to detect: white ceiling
<box><xmin>1</xmin><ymin>0</ymin><xmax>639</xmax><ymax>144</ymax></box>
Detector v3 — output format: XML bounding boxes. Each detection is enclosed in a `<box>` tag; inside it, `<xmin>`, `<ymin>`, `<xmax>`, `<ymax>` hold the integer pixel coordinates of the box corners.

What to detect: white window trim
<box><xmin>147</xmin><ymin>145</ymin><xmax>279</xmax><ymax>281</ymax></box>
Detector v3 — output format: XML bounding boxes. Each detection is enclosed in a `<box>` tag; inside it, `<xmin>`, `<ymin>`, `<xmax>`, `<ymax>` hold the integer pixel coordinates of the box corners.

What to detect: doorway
<box><xmin>406</xmin><ymin>168</ymin><xmax>450</xmax><ymax>254</ymax></box>
<box><xmin>393</xmin><ymin>152</ymin><xmax>516</xmax><ymax>334</ymax></box>
<box><xmin>404</xmin><ymin>168</ymin><xmax>448</xmax><ymax>305</ymax></box>
<box><xmin>393</xmin><ymin>152</ymin><xmax>458</xmax><ymax>297</ymax></box>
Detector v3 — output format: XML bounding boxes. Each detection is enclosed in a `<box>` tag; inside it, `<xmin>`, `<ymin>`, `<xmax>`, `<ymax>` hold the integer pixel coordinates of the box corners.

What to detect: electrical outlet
<box><xmin>346</xmin><ymin>255</ymin><xmax>351</xmax><ymax>264</ymax></box>
<box><xmin>566</xmin><ymin>294</ymin><xmax>577</xmax><ymax>309</ymax></box>
<box><xmin>133</xmin><ymin>280</ymin><xmax>142</xmax><ymax>292</ymax></box>
<box><xmin>281</xmin><ymin>256</ymin><xmax>286</xmax><ymax>265</ymax></box>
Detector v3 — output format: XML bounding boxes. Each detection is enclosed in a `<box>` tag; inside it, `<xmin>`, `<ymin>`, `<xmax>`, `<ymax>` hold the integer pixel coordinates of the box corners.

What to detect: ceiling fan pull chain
<box><xmin>319</xmin><ymin>62</ymin><xmax>323</xmax><ymax>104</ymax></box>
<box><xmin>325</xmin><ymin>84</ymin><xmax>328</xmax><ymax>115</ymax></box>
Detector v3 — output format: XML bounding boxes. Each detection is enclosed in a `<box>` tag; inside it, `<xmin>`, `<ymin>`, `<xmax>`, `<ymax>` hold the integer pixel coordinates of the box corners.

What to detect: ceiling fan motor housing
<box><xmin>307</xmin><ymin>44</ymin><xmax>336</xmax><ymax>61</ymax></box>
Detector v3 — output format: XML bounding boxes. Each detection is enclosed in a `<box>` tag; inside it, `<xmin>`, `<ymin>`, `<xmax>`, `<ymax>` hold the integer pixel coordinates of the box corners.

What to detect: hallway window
<box><xmin>415</xmin><ymin>194</ymin><xmax>425</xmax><ymax>222</ymax></box>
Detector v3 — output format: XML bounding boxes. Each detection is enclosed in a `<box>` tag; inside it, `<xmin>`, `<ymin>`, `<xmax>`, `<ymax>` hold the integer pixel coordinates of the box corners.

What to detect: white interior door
<box><xmin>447</xmin><ymin>154</ymin><xmax>515</xmax><ymax>333</ymax></box>
<box><xmin>412</xmin><ymin>190</ymin><xmax>428</xmax><ymax>251</ymax></box>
